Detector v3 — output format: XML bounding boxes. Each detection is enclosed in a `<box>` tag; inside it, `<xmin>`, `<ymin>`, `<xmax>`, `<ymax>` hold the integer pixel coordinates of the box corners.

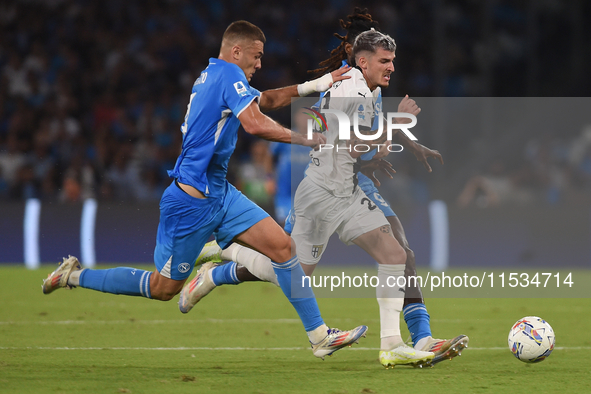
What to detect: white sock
<box><xmin>376</xmin><ymin>264</ymin><xmax>405</xmax><ymax>351</ymax></box>
<box><xmin>68</xmin><ymin>269</ymin><xmax>84</xmax><ymax>287</ymax></box>
<box><xmin>207</xmin><ymin>269</ymin><xmax>217</xmax><ymax>287</ymax></box>
<box><xmin>220</xmin><ymin>243</ymin><xmax>240</xmax><ymax>261</ymax></box>
<box><xmin>414</xmin><ymin>336</ymin><xmax>432</xmax><ymax>350</ymax></box>
<box><xmin>307</xmin><ymin>324</ymin><xmax>329</xmax><ymax>344</ymax></box>
<box><xmin>221</xmin><ymin>243</ymin><xmax>279</xmax><ymax>286</ymax></box>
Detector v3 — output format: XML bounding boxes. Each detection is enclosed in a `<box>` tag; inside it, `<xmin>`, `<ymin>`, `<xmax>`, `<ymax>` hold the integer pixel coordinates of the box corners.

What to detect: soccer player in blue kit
<box><xmin>189</xmin><ymin>10</ymin><xmax>469</xmax><ymax>367</ymax></box>
<box><xmin>42</xmin><ymin>20</ymin><xmax>368</xmax><ymax>359</ymax></box>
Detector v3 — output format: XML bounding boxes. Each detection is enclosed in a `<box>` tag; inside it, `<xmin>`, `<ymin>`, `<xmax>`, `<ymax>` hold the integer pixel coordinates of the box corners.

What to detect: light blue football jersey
<box><xmin>168</xmin><ymin>58</ymin><xmax>261</xmax><ymax>198</ymax></box>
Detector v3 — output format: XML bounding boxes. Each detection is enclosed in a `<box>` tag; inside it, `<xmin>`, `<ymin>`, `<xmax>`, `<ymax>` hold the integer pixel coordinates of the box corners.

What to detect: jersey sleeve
<box><xmin>222</xmin><ymin>65</ymin><xmax>261</xmax><ymax>118</ymax></box>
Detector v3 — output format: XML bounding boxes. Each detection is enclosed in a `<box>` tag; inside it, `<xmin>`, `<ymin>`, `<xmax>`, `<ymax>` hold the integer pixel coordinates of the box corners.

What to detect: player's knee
<box><xmin>270</xmin><ymin>234</ymin><xmax>293</xmax><ymax>262</ymax></box>
<box><xmin>391</xmin><ymin>242</ymin><xmax>407</xmax><ymax>265</ymax></box>
<box><xmin>279</xmin><ymin>235</ymin><xmax>293</xmax><ymax>261</ymax></box>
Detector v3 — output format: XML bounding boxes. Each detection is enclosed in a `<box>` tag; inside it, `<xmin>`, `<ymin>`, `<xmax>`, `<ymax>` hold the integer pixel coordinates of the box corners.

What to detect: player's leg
<box><xmin>180</xmin><ymin>185</ymin><xmax>367</xmax><ymax>357</ymax></box>
<box><xmin>185</xmin><ymin>239</ymin><xmax>277</xmax><ymax>287</ymax></box>
<box><xmin>350</xmin><ymin>225</ymin><xmax>434</xmax><ymax>367</ymax></box>
<box><xmin>212</xmin><ymin>205</ymin><xmax>300</xmax><ymax>284</ymax></box>
<box><xmin>386</xmin><ymin>216</ymin><xmax>429</xmax><ymax>342</ymax></box>
<box><xmin>43</xmin><ymin>182</ymin><xmax>216</xmax><ymax>301</ymax></box>
<box><xmin>232</xmin><ymin>217</ymin><xmax>367</xmax><ymax>358</ymax></box>
<box><xmin>219</xmin><ymin>242</ymin><xmax>279</xmax><ymax>285</ymax></box>
<box><xmin>387</xmin><ymin>215</ymin><xmax>469</xmax><ymax>363</ymax></box>
<box><xmin>338</xmin><ymin>188</ymin><xmax>432</xmax><ymax>367</ymax></box>
<box><xmin>200</xmin><ymin>243</ymin><xmax>314</xmax><ymax>285</ymax></box>
<box><xmin>387</xmin><ymin>216</ymin><xmax>433</xmax><ymax>348</ymax></box>
<box><xmin>268</xmin><ymin>181</ymin><xmax>367</xmax><ymax>356</ymax></box>
<box><xmin>365</xmin><ymin>189</ymin><xmax>437</xmax><ymax>351</ymax></box>
<box><xmin>363</xmin><ymin>182</ymin><xmax>452</xmax><ymax>355</ymax></box>
<box><xmin>343</xmin><ymin>187</ymin><xmax>407</xmax><ymax>350</ymax></box>
<box><xmin>365</xmin><ymin>185</ymin><xmax>435</xmax><ymax>347</ymax></box>
<box><xmin>363</xmin><ymin>187</ymin><xmax>469</xmax><ymax>364</ymax></box>
<box><xmin>234</xmin><ymin>218</ymin><xmax>330</xmax><ymax>342</ymax></box>
<box><xmin>350</xmin><ymin>225</ymin><xmax>406</xmax><ymax>350</ymax></box>
<box><xmin>236</xmin><ymin>264</ymin><xmax>262</xmax><ymax>282</ymax></box>
<box><xmin>362</xmin><ymin>183</ymin><xmax>424</xmax><ymax>304</ymax></box>
<box><xmin>42</xmin><ymin>255</ymin><xmax>162</xmax><ymax>299</ymax></box>
<box><xmin>194</xmin><ymin>206</ymin><xmax>300</xmax><ymax>287</ymax></box>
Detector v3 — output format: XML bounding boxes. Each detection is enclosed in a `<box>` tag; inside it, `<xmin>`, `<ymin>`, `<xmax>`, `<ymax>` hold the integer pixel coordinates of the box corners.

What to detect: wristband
<box><xmin>297</xmin><ymin>73</ymin><xmax>334</xmax><ymax>96</ymax></box>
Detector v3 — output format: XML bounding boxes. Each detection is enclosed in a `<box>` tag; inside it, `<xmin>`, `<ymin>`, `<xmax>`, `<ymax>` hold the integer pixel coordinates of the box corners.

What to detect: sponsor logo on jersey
<box><xmin>233</xmin><ymin>81</ymin><xmax>247</xmax><ymax>95</ymax></box>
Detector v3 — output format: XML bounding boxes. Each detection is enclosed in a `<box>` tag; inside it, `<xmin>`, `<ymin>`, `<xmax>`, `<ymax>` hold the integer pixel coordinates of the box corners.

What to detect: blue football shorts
<box><xmin>357</xmin><ymin>173</ymin><xmax>397</xmax><ymax>218</ymax></box>
<box><xmin>154</xmin><ymin>181</ymin><xmax>269</xmax><ymax>280</ymax></box>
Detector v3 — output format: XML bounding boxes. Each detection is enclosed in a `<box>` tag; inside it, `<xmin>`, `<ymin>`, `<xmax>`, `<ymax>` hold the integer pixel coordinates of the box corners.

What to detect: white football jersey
<box><xmin>305</xmin><ymin>67</ymin><xmax>380</xmax><ymax>197</ymax></box>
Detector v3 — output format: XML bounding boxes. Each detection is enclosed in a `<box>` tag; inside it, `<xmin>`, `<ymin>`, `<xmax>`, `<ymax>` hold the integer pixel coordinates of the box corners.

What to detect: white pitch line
<box><xmin>0</xmin><ymin>318</ymin><xmax>303</xmax><ymax>326</ymax></box>
<box><xmin>0</xmin><ymin>346</ymin><xmax>588</xmax><ymax>351</ymax></box>
<box><xmin>0</xmin><ymin>318</ymin><xmax>481</xmax><ymax>326</ymax></box>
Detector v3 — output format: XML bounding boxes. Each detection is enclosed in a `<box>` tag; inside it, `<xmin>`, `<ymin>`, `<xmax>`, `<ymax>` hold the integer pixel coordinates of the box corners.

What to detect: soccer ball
<box><xmin>508</xmin><ymin>316</ymin><xmax>555</xmax><ymax>363</ymax></box>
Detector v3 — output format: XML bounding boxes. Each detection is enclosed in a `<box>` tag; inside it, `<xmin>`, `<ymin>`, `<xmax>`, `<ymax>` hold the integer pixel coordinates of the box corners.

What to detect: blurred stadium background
<box><xmin>1</xmin><ymin>0</ymin><xmax>590</xmax><ymax>269</ymax></box>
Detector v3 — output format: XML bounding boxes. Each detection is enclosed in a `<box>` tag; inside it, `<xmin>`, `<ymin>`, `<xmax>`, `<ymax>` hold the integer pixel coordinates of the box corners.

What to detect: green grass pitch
<box><xmin>1</xmin><ymin>265</ymin><xmax>590</xmax><ymax>394</ymax></box>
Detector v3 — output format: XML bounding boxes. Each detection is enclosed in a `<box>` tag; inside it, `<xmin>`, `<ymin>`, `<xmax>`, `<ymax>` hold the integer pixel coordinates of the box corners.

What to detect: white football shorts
<box><xmin>292</xmin><ymin>177</ymin><xmax>389</xmax><ymax>265</ymax></box>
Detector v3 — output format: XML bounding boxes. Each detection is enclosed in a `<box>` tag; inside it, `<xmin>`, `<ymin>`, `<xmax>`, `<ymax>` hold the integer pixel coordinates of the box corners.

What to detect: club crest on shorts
<box><xmin>311</xmin><ymin>244</ymin><xmax>324</xmax><ymax>258</ymax></box>
<box><xmin>178</xmin><ymin>262</ymin><xmax>191</xmax><ymax>273</ymax></box>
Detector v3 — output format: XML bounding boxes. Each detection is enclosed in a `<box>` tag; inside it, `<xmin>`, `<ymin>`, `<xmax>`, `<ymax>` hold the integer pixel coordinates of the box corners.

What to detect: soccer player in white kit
<box><xmin>289</xmin><ymin>29</ymin><xmax>434</xmax><ymax>367</ymax></box>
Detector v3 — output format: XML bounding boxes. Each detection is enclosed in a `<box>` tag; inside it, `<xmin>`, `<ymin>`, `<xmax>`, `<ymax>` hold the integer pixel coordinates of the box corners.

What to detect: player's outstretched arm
<box><xmin>239</xmin><ymin>101</ymin><xmax>326</xmax><ymax>148</ymax></box>
<box><xmin>392</xmin><ymin>120</ymin><xmax>444</xmax><ymax>173</ymax></box>
<box><xmin>393</xmin><ymin>95</ymin><xmax>443</xmax><ymax>172</ymax></box>
<box><xmin>359</xmin><ymin>159</ymin><xmax>396</xmax><ymax>187</ymax></box>
<box><xmin>397</xmin><ymin>137</ymin><xmax>444</xmax><ymax>173</ymax></box>
<box><xmin>258</xmin><ymin>65</ymin><xmax>352</xmax><ymax>112</ymax></box>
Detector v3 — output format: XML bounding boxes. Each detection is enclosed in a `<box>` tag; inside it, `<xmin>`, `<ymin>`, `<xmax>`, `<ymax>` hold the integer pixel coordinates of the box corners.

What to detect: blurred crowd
<box><xmin>455</xmin><ymin>127</ymin><xmax>591</xmax><ymax>208</ymax></box>
<box><xmin>0</xmin><ymin>0</ymin><xmax>589</xmax><ymax>213</ymax></box>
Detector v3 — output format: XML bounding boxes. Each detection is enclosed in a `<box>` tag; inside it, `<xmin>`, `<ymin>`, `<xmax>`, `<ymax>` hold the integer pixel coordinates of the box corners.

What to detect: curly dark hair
<box><xmin>310</xmin><ymin>7</ymin><xmax>380</xmax><ymax>76</ymax></box>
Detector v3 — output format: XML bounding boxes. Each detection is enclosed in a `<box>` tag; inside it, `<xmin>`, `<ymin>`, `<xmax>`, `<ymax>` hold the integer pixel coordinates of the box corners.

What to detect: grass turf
<box><xmin>1</xmin><ymin>265</ymin><xmax>590</xmax><ymax>393</ymax></box>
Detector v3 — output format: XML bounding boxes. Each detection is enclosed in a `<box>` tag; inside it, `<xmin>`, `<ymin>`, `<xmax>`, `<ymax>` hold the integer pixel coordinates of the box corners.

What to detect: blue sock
<box><xmin>403</xmin><ymin>303</ymin><xmax>432</xmax><ymax>345</ymax></box>
<box><xmin>211</xmin><ymin>262</ymin><xmax>241</xmax><ymax>286</ymax></box>
<box><xmin>272</xmin><ymin>256</ymin><xmax>324</xmax><ymax>332</ymax></box>
<box><xmin>79</xmin><ymin>268</ymin><xmax>152</xmax><ymax>298</ymax></box>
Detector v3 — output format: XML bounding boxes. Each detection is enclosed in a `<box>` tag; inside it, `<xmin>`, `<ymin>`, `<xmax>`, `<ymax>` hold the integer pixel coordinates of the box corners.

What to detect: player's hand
<box><xmin>302</xmin><ymin>132</ymin><xmax>327</xmax><ymax>150</ymax></box>
<box><xmin>328</xmin><ymin>65</ymin><xmax>352</xmax><ymax>87</ymax></box>
<box><xmin>411</xmin><ymin>142</ymin><xmax>444</xmax><ymax>173</ymax></box>
<box><xmin>360</xmin><ymin>159</ymin><xmax>396</xmax><ymax>187</ymax></box>
<box><xmin>396</xmin><ymin>95</ymin><xmax>421</xmax><ymax>123</ymax></box>
<box><xmin>372</xmin><ymin>141</ymin><xmax>391</xmax><ymax>160</ymax></box>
